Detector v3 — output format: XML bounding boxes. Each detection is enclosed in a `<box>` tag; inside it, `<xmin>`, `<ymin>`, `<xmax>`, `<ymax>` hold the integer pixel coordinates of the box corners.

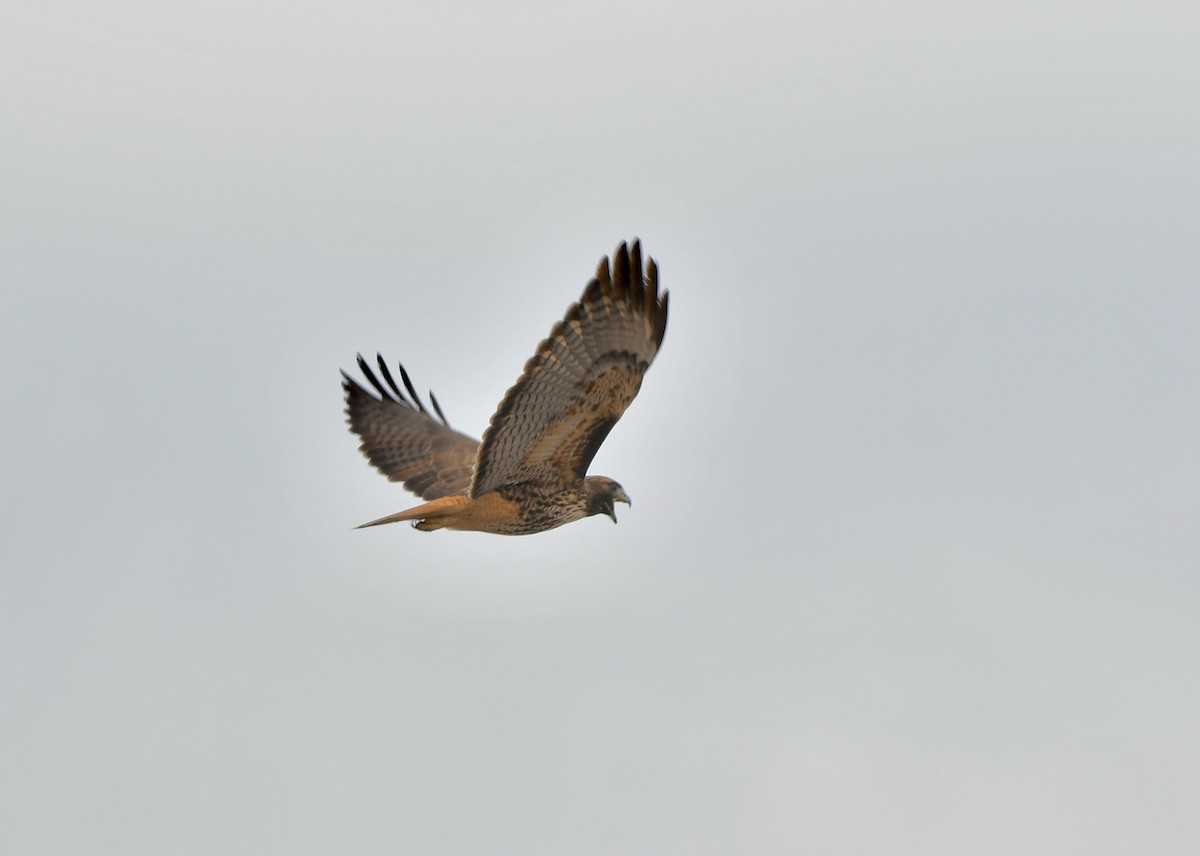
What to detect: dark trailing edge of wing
<box><xmin>576</xmin><ymin>416</ymin><xmax>618</xmax><ymax>480</ymax></box>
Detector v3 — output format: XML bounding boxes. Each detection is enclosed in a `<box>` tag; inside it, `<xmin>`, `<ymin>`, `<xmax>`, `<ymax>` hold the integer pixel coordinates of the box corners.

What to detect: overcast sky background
<box><xmin>3</xmin><ymin>2</ymin><xmax>1198</xmax><ymax>853</ymax></box>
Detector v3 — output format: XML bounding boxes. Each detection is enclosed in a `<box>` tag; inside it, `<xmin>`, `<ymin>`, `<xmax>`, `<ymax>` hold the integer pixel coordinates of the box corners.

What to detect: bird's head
<box><xmin>584</xmin><ymin>476</ymin><xmax>631</xmax><ymax>524</ymax></box>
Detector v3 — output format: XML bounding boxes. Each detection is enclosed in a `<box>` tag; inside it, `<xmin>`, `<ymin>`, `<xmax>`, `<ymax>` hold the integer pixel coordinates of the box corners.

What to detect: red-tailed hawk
<box><xmin>342</xmin><ymin>240</ymin><xmax>668</xmax><ymax>534</ymax></box>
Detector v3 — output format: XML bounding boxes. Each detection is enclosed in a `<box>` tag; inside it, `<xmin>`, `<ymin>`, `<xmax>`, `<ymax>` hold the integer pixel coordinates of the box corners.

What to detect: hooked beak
<box><xmin>607</xmin><ymin>487</ymin><xmax>631</xmax><ymax>523</ymax></box>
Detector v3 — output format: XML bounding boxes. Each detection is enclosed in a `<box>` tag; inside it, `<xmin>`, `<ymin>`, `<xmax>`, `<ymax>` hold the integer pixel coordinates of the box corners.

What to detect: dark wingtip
<box><xmin>655</xmin><ymin>288</ymin><xmax>669</xmax><ymax>349</ymax></box>
<box><xmin>395</xmin><ymin>362</ymin><xmax>425</xmax><ymax>412</ymax></box>
<box><xmin>429</xmin><ymin>390</ymin><xmax>450</xmax><ymax>427</ymax></box>
<box><xmin>613</xmin><ymin>241</ymin><xmax>631</xmax><ymax>291</ymax></box>
<box><xmin>595</xmin><ymin>249</ymin><xmax>613</xmax><ymax>285</ymax></box>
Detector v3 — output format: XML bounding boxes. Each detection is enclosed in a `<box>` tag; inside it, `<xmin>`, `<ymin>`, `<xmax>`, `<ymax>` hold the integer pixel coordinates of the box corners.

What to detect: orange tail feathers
<box><xmin>355</xmin><ymin>495</ymin><xmax>469</xmax><ymax>531</ymax></box>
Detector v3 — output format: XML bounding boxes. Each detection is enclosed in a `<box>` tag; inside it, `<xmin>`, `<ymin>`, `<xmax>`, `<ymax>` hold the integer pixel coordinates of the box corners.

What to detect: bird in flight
<box><xmin>342</xmin><ymin>240</ymin><xmax>668</xmax><ymax>535</ymax></box>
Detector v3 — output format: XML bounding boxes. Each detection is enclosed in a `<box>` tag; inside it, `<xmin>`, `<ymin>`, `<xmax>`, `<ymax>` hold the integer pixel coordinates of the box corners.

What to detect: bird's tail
<box><xmin>355</xmin><ymin>495</ymin><xmax>469</xmax><ymax>531</ymax></box>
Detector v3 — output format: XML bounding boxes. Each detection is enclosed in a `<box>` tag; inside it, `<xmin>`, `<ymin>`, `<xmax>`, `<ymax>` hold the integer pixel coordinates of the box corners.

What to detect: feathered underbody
<box><xmin>341</xmin><ymin>240</ymin><xmax>667</xmax><ymax>536</ymax></box>
<box><xmin>353</xmin><ymin>476</ymin><xmax>631</xmax><ymax>535</ymax></box>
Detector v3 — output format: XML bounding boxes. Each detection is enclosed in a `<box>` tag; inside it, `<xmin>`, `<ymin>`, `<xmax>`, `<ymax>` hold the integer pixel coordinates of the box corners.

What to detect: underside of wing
<box><xmin>470</xmin><ymin>240</ymin><xmax>668</xmax><ymax>496</ymax></box>
<box><xmin>342</xmin><ymin>354</ymin><xmax>480</xmax><ymax>500</ymax></box>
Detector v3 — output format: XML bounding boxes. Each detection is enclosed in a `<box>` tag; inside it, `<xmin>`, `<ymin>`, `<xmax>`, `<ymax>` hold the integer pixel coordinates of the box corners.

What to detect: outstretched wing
<box><xmin>470</xmin><ymin>240</ymin><xmax>668</xmax><ymax>497</ymax></box>
<box><xmin>342</xmin><ymin>354</ymin><xmax>480</xmax><ymax>500</ymax></box>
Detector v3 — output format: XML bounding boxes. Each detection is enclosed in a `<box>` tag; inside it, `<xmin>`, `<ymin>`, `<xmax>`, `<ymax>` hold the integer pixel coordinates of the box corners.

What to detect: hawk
<box><xmin>341</xmin><ymin>240</ymin><xmax>668</xmax><ymax>535</ymax></box>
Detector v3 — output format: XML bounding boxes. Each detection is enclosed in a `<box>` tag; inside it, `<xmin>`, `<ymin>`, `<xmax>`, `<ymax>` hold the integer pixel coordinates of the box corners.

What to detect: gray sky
<box><xmin>3</xmin><ymin>1</ymin><xmax>1198</xmax><ymax>853</ymax></box>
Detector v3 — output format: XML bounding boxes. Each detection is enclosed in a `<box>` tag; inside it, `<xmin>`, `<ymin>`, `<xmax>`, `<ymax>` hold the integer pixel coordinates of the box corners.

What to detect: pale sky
<box><xmin>3</xmin><ymin>2</ymin><xmax>1198</xmax><ymax>853</ymax></box>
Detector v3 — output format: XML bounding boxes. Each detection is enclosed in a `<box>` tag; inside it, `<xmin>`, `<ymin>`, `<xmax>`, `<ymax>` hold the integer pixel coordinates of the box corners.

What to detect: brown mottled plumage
<box><xmin>342</xmin><ymin>240</ymin><xmax>668</xmax><ymax>535</ymax></box>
